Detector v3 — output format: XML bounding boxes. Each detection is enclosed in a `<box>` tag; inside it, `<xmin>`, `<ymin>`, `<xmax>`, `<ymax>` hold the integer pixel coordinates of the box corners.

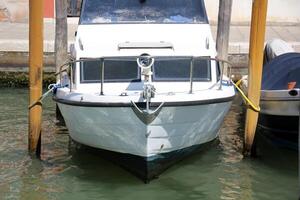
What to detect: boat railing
<box><xmin>57</xmin><ymin>56</ymin><xmax>232</xmax><ymax>94</ymax></box>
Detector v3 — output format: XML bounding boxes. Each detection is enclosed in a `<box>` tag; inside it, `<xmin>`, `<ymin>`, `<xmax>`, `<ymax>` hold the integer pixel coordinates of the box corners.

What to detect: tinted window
<box><xmin>193</xmin><ymin>59</ymin><xmax>211</xmax><ymax>80</ymax></box>
<box><xmin>80</xmin><ymin>59</ymin><xmax>140</xmax><ymax>83</ymax></box>
<box><xmin>153</xmin><ymin>60</ymin><xmax>190</xmax><ymax>80</ymax></box>
<box><xmin>80</xmin><ymin>0</ymin><xmax>208</xmax><ymax>24</ymax></box>
<box><xmin>104</xmin><ymin>60</ymin><xmax>139</xmax><ymax>81</ymax></box>
<box><xmin>80</xmin><ymin>60</ymin><xmax>100</xmax><ymax>82</ymax></box>
<box><xmin>153</xmin><ymin>58</ymin><xmax>211</xmax><ymax>81</ymax></box>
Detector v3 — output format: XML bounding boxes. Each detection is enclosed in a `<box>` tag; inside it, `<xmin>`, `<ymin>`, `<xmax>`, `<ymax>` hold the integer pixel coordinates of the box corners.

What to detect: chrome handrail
<box><xmin>70</xmin><ymin>62</ymin><xmax>73</xmax><ymax>92</ymax></box>
<box><xmin>188</xmin><ymin>57</ymin><xmax>233</xmax><ymax>92</ymax></box>
<box><xmin>100</xmin><ymin>58</ymin><xmax>104</xmax><ymax>95</ymax></box>
<box><xmin>189</xmin><ymin>58</ymin><xmax>194</xmax><ymax>94</ymax></box>
<box><xmin>55</xmin><ymin>56</ymin><xmax>233</xmax><ymax>95</ymax></box>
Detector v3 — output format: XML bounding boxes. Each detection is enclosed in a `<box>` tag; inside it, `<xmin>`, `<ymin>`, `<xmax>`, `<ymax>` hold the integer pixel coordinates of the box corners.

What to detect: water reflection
<box><xmin>218</xmin><ymin>100</ymin><xmax>253</xmax><ymax>200</ymax></box>
<box><xmin>0</xmin><ymin>89</ymin><xmax>298</xmax><ymax>200</ymax></box>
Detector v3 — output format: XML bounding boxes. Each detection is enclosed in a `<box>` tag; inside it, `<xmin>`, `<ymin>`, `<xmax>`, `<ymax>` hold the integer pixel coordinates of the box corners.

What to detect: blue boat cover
<box><xmin>262</xmin><ymin>52</ymin><xmax>300</xmax><ymax>90</ymax></box>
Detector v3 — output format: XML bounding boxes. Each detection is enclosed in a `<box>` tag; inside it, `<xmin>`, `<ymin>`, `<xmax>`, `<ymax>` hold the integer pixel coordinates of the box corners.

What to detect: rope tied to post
<box><xmin>231</xmin><ymin>79</ymin><xmax>261</xmax><ymax>112</ymax></box>
<box><xmin>28</xmin><ymin>84</ymin><xmax>62</xmax><ymax>109</ymax></box>
<box><xmin>28</xmin><ymin>58</ymin><xmax>74</xmax><ymax>110</ymax></box>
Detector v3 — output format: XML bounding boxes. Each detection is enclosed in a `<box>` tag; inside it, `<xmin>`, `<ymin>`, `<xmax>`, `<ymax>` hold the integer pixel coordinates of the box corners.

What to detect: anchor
<box><xmin>131</xmin><ymin>54</ymin><xmax>164</xmax><ymax>124</ymax></box>
<box><xmin>131</xmin><ymin>84</ymin><xmax>164</xmax><ymax>125</ymax></box>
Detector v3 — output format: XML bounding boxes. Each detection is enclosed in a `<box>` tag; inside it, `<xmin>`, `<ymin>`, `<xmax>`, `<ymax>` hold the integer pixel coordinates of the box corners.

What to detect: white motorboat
<box><xmin>54</xmin><ymin>0</ymin><xmax>235</xmax><ymax>181</ymax></box>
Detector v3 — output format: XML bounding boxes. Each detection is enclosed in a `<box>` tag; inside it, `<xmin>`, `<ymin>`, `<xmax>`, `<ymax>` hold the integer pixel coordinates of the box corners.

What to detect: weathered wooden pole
<box><xmin>216</xmin><ymin>0</ymin><xmax>233</xmax><ymax>68</ymax></box>
<box><xmin>244</xmin><ymin>0</ymin><xmax>268</xmax><ymax>156</ymax></box>
<box><xmin>55</xmin><ymin>0</ymin><xmax>68</xmax><ymax>77</ymax></box>
<box><xmin>55</xmin><ymin>0</ymin><xmax>68</xmax><ymax>122</ymax></box>
<box><xmin>29</xmin><ymin>0</ymin><xmax>44</xmax><ymax>156</ymax></box>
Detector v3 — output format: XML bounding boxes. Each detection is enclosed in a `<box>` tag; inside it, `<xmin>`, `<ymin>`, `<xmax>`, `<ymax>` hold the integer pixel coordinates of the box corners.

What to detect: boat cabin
<box><xmin>66</xmin><ymin>0</ymin><xmax>221</xmax><ymax>95</ymax></box>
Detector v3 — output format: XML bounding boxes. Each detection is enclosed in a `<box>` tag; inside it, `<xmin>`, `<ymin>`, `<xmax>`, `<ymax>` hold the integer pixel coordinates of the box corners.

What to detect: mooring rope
<box><xmin>231</xmin><ymin>80</ymin><xmax>261</xmax><ymax>112</ymax></box>
<box><xmin>28</xmin><ymin>84</ymin><xmax>61</xmax><ymax>109</ymax></box>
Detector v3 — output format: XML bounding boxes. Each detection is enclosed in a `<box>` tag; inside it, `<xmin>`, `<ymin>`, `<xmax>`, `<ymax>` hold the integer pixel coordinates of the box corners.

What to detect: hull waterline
<box><xmin>258</xmin><ymin>113</ymin><xmax>299</xmax><ymax>150</ymax></box>
<box><xmin>71</xmin><ymin>139</ymin><xmax>218</xmax><ymax>182</ymax></box>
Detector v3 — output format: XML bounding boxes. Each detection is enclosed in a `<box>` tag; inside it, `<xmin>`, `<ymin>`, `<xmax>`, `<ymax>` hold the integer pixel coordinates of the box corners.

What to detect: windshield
<box><xmin>80</xmin><ymin>0</ymin><xmax>208</xmax><ymax>24</ymax></box>
<box><xmin>79</xmin><ymin>57</ymin><xmax>211</xmax><ymax>83</ymax></box>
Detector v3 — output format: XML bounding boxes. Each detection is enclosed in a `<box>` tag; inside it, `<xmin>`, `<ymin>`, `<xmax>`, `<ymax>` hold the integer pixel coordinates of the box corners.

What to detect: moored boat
<box><xmin>259</xmin><ymin>51</ymin><xmax>300</xmax><ymax>150</ymax></box>
<box><xmin>53</xmin><ymin>0</ymin><xmax>235</xmax><ymax>181</ymax></box>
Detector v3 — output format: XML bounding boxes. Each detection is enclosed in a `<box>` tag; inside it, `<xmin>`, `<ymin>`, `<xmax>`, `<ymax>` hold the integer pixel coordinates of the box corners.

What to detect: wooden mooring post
<box><xmin>55</xmin><ymin>0</ymin><xmax>68</xmax><ymax>76</ymax></box>
<box><xmin>216</xmin><ymin>0</ymin><xmax>233</xmax><ymax>70</ymax></box>
<box><xmin>28</xmin><ymin>0</ymin><xmax>44</xmax><ymax>156</ymax></box>
<box><xmin>55</xmin><ymin>0</ymin><xmax>68</xmax><ymax>123</ymax></box>
<box><xmin>244</xmin><ymin>0</ymin><xmax>268</xmax><ymax>156</ymax></box>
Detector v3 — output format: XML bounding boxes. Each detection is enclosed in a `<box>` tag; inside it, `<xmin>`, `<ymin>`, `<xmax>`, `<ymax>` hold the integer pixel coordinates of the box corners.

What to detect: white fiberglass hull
<box><xmin>57</xmin><ymin>100</ymin><xmax>232</xmax><ymax>158</ymax></box>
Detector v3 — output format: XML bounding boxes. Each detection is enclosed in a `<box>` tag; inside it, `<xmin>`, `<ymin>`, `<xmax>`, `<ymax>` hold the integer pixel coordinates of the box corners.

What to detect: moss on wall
<box><xmin>0</xmin><ymin>71</ymin><xmax>56</xmax><ymax>87</ymax></box>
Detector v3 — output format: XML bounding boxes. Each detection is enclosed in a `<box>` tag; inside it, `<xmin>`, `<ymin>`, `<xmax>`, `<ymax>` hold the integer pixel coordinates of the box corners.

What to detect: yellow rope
<box><xmin>231</xmin><ymin>80</ymin><xmax>261</xmax><ymax>112</ymax></box>
<box><xmin>235</xmin><ymin>78</ymin><xmax>243</xmax><ymax>87</ymax></box>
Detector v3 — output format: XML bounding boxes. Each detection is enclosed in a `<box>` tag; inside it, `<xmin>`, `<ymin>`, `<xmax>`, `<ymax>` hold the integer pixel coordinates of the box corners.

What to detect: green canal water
<box><xmin>0</xmin><ymin>88</ymin><xmax>298</xmax><ymax>199</ymax></box>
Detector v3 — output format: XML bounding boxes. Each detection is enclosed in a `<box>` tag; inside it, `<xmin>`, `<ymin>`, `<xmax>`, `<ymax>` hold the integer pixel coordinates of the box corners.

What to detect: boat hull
<box><xmin>56</xmin><ymin>100</ymin><xmax>232</xmax><ymax>180</ymax></box>
<box><xmin>259</xmin><ymin>89</ymin><xmax>299</xmax><ymax>150</ymax></box>
<box><xmin>57</xmin><ymin>101</ymin><xmax>232</xmax><ymax>157</ymax></box>
<box><xmin>260</xmin><ymin>89</ymin><xmax>300</xmax><ymax>116</ymax></box>
<box><xmin>72</xmin><ymin>139</ymin><xmax>217</xmax><ymax>182</ymax></box>
<box><xmin>258</xmin><ymin>113</ymin><xmax>299</xmax><ymax>150</ymax></box>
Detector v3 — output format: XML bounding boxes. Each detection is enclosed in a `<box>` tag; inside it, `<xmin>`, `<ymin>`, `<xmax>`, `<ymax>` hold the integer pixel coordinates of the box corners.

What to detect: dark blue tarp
<box><xmin>262</xmin><ymin>52</ymin><xmax>300</xmax><ymax>90</ymax></box>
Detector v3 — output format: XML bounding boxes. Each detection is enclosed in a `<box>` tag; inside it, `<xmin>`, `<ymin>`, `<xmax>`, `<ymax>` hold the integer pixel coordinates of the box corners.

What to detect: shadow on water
<box><xmin>0</xmin><ymin>89</ymin><xmax>298</xmax><ymax>200</ymax></box>
<box><xmin>67</xmin><ymin>141</ymin><xmax>142</xmax><ymax>184</ymax></box>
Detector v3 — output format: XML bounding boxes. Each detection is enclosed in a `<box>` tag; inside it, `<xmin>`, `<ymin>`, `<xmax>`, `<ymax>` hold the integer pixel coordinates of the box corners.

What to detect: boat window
<box><xmin>80</xmin><ymin>0</ymin><xmax>208</xmax><ymax>24</ymax></box>
<box><xmin>153</xmin><ymin>58</ymin><xmax>211</xmax><ymax>82</ymax></box>
<box><xmin>80</xmin><ymin>59</ymin><xmax>140</xmax><ymax>83</ymax></box>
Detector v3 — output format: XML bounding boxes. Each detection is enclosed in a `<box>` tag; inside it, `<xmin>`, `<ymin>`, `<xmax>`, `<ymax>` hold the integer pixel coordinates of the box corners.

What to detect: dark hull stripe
<box><xmin>71</xmin><ymin>139</ymin><xmax>218</xmax><ymax>182</ymax></box>
<box><xmin>258</xmin><ymin>113</ymin><xmax>298</xmax><ymax>150</ymax></box>
<box><xmin>53</xmin><ymin>95</ymin><xmax>235</xmax><ymax>107</ymax></box>
<box><xmin>258</xmin><ymin>113</ymin><xmax>299</xmax><ymax>134</ymax></box>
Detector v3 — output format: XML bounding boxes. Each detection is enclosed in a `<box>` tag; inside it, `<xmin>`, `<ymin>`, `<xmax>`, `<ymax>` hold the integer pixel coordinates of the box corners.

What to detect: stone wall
<box><xmin>0</xmin><ymin>0</ymin><xmax>300</xmax><ymax>24</ymax></box>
